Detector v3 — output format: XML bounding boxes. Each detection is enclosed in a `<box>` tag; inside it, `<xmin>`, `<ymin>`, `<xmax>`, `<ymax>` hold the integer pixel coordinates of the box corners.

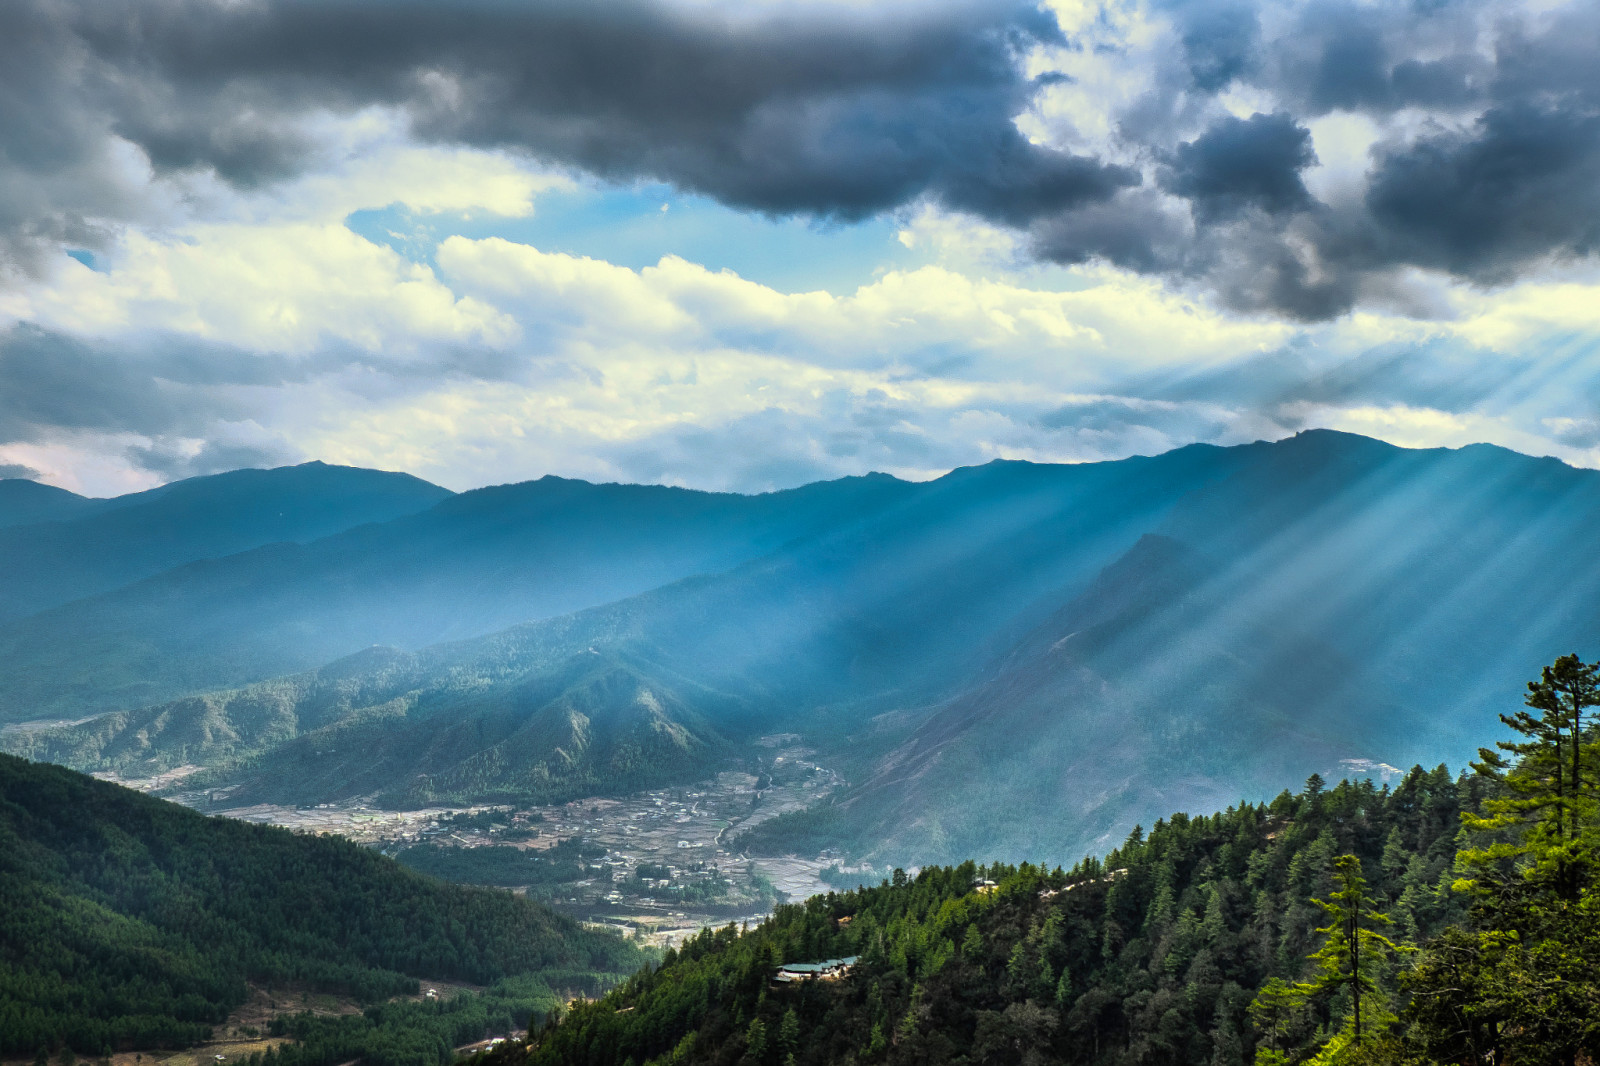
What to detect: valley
<box><xmin>9</xmin><ymin>432</ymin><xmax>1600</xmax><ymax>894</ymax></box>
<box><xmin>120</xmin><ymin>736</ymin><xmax>853</xmax><ymax>950</ymax></box>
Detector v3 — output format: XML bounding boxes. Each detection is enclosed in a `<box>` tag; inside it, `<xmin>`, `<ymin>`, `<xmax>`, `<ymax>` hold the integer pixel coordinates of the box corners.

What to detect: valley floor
<box><xmin>110</xmin><ymin>737</ymin><xmax>850</xmax><ymax>950</ymax></box>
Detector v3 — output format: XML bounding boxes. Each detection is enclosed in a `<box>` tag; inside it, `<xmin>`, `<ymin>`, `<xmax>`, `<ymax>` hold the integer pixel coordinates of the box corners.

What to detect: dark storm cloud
<box><xmin>0</xmin><ymin>326</ymin><xmax>209</xmax><ymax>442</ymax></box>
<box><xmin>4</xmin><ymin>0</ymin><xmax>1600</xmax><ymax>320</ymax></box>
<box><xmin>1163</xmin><ymin>113</ymin><xmax>1316</xmax><ymax>221</ymax></box>
<box><xmin>1365</xmin><ymin>104</ymin><xmax>1600</xmax><ymax>281</ymax></box>
<box><xmin>1157</xmin><ymin>0</ymin><xmax>1262</xmax><ymax>92</ymax></box>
<box><xmin>1029</xmin><ymin>0</ymin><xmax>1600</xmax><ymax>318</ymax></box>
<box><xmin>0</xmin><ymin>0</ymin><xmax>1128</xmax><ymax>265</ymax></box>
<box><xmin>125</xmin><ymin>438</ymin><xmax>301</xmax><ymax>480</ymax></box>
<box><xmin>0</xmin><ymin>464</ymin><xmax>43</xmax><ymax>481</ymax></box>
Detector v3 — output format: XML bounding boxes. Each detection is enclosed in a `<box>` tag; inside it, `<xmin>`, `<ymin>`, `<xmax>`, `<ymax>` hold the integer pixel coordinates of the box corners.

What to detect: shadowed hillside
<box><xmin>0</xmin><ymin>477</ymin><xmax>100</xmax><ymax>528</ymax></box>
<box><xmin>0</xmin><ymin>753</ymin><xmax>644</xmax><ymax>1055</ymax></box>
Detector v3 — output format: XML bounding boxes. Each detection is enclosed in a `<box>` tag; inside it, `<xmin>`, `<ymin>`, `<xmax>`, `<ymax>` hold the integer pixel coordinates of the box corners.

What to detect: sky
<box><xmin>2</xmin><ymin>0</ymin><xmax>1600</xmax><ymax>496</ymax></box>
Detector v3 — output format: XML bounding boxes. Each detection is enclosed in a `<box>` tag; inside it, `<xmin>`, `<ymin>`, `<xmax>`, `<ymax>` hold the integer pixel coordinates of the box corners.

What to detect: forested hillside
<box><xmin>0</xmin><ymin>754</ymin><xmax>645</xmax><ymax>1057</ymax></box>
<box><xmin>510</xmin><ymin>768</ymin><xmax>1473</xmax><ymax>1066</ymax></box>
<box><xmin>494</xmin><ymin>656</ymin><xmax>1600</xmax><ymax>1065</ymax></box>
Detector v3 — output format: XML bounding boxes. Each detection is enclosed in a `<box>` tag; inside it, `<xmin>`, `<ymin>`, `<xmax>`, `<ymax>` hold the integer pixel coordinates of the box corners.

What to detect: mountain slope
<box><xmin>751</xmin><ymin>432</ymin><xmax>1600</xmax><ymax>863</ymax></box>
<box><xmin>0</xmin><ymin>753</ymin><xmax>644</xmax><ymax>1055</ymax></box>
<box><xmin>0</xmin><ymin>472</ymin><xmax>917</xmax><ymax>720</ymax></box>
<box><xmin>6</xmin><ymin>444</ymin><xmax>1246</xmax><ymax>804</ymax></box>
<box><xmin>0</xmin><ymin>477</ymin><xmax>100</xmax><ymax>528</ymax></box>
<box><xmin>0</xmin><ymin>462</ymin><xmax>453</xmax><ymax>624</ymax></box>
<box><xmin>10</xmin><ymin>432</ymin><xmax>1600</xmax><ymax>866</ymax></box>
<box><xmin>502</xmin><ymin>766</ymin><xmax>1475</xmax><ymax>1066</ymax></box>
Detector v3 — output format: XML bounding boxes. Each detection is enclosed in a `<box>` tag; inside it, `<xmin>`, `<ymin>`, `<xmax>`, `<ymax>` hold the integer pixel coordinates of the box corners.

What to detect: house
<box><xmin>774</xmin><ymin>956</ymin><xmax>860</xmax><ymax>983</ymax></box>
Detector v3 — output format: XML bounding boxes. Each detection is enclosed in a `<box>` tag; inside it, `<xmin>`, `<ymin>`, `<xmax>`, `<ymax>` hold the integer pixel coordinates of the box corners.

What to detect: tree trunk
<box><xmin>1350</xmin><ymin>916</ymin><xmax>1361</xmax><ymax>1046</ymax></box>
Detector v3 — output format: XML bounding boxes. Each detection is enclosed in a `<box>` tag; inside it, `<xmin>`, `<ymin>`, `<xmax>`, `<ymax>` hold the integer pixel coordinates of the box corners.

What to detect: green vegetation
<box><xmin>0</xmin><ymin>754</ymin><xmax>646</xmax><ymax>1057</ymax></box>
<box><xmin>499</xmin><ymin>771</ymin><xmax>1475</xmax><ymax>1065</ymax></box>
<box><xmin>1396</xmin><ymin>654</ymin><xmax>1600</xmax><ymax>1062</ymax></box>
<box><xmin>485</xmin><ymin>655</ymin><xmax>1600</xmax><ymax>1066</ymax></box>
<box><xmin>4</xmin><ymin>643</ymin><xmax>736</xmax><ymax>813</ymax></box>
<box><xmin>395</xmin><ymin>837</ymin><xmax>606</xmax><ymax>887</ymax></box>
<box><xmin>15</xmin><ymin>434</ymin><xmax>1600</xmax><ymax>873</ymax></box>
<box><xmin>255</xmin><ymin>977</ymin><xmax>559</xmax><ymax>1066</ymax></box>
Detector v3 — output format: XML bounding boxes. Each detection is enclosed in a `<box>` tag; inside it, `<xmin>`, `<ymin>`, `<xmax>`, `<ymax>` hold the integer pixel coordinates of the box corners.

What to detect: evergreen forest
<box><xmin>0</xmin><ymin>755</ymin><xmax>646</xmax><ymax>1059</ymax></box>
<box><xmin>490</xmin><ymin>656</ymin><xmax>1600</xmax><ymax>1066</ymax></box>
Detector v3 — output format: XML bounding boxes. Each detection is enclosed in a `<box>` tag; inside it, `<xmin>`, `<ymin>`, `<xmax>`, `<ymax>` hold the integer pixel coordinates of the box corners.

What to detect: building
<box><xmin>774</xmin><ymin>956</ymin><xmax>860</xmax><ymax>983</ymax></box>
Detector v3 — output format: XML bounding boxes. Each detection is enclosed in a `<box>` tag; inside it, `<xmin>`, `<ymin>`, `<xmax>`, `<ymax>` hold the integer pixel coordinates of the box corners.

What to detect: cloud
<box><xmin>1031</xmin><ymin>0</ymin><xmax>1600</xmax><ymax>316</ymax></box>
<box><xmin>0</xmin><ymin>463</ymin><xmax>41</xmax><ymax>481</ymax></box>
<box><xmin>0</xmin><ymin>325</ymin><xmax>218</xmax><ymax>443</ymax></box>
<box><xmin>125</xmin><ymin>435</ymin><xmax>302</xmax><ymax>481</ymax></box>
<box><xmin>5</xmin><ymin>217</ymin><xmax>1600</xmax><ymax>495</ymax></box>
<box><xmin>0</xmin><ymin>0</ymin><xmax>1125</xmax><ymax>267</ymax></box>
<box><xmin>1163</xmin><ymin>113</ymin><xmax>1316</xmax><ymax>221</ymax></box>
<box><xmin>1364</xmin><ymin>103</ymin><xmax>1600</xmax><ymax>281</ymax></box>
<box><xmin>6</xmin><ymin>0</ymin><xmax>1598</xmax><ymax>319</ymax></box>
<box><xmin>7</xmin><ymin>222</ymin><xmax>516</xmax><ymax>357</ymax></box>
<box><xmin>5</xmin><ymin>0</ymin><xmax>1600</xmax><ymax>497</ymax></box>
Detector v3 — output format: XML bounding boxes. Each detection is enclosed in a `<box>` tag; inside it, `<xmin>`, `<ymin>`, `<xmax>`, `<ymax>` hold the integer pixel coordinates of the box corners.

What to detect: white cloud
<box><xmin>7</xmin><ymin>224</ymin><xmax>516</xmax><ymax>356</ymax></box>
<box><xmin>5</xmin><ymin>135</ymin><xmax>1600</xmax><ymax>496</ymax></box>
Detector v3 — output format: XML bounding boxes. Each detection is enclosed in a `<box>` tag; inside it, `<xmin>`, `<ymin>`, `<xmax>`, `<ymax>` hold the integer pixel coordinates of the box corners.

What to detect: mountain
<box><xmin>0</xmin><ymin>461</ymin><xmax>453</xmax><ymax>625</ymax></box>
<box><xmin>0</xmin><ymin>471</ymin><xmax>917</xmax><ymax>721</ymax></box>
<box><xmin>496</xmin><ymin>766</ymin><xmax>1477</xmax><ymax>1066</ymax></box>
<box><xmin>0</xmin><ymin>477</ymin><xmax>100</xmax><ymax>528</ymax></box>
<box><xmin>0</xmin><ymin>752</ymin><xmax>643</xmax><ymax>1056</ymax></box>
<box><xmin>6</xmin><ymin>443</ymin><xmax>1243</xmax><ymax>806</ymax></box>
<box><xmin>8</xmin><ymin>432</ymin><xmax>1600</xmax><ymax>864</ymax></box>
<box><xmin>748</xmin><ymin>432</ymin><xmax>1600</xmax><ymax>862</ymax></box>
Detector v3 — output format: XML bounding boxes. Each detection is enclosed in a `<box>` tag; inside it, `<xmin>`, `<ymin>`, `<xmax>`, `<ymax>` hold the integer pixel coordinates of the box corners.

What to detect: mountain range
<box><xmin>4</xmin><ymin>431</ymin><xmax>1596</xmax><ymax>863</ymax></box>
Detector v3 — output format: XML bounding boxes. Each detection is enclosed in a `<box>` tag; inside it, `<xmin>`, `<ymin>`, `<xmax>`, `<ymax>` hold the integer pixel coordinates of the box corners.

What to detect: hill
<box><xmin>0</xmin><ymin>477</ymin><xmax>100</xmax><ymax>528</ymax></box>
<box><xmin>493</xmin><ymin>764</ymin><xmax>1478</xmax><ymax>1066</ymax></box>
<box><xmin>0</xmin><ymin>471</ymin><xmax>916</xmax><ymax>720</ymax></box>
<box><xmin>740</xmin><ymin>432</ymin><xmax>1600</xmax><ymax>862</ymax></box>
<box><xmin>0</xmin><ymin>462</ymin><xmax>452</xmax><ymax>626</ymax></box>
<box><xmin>0</xmin><ymin>753</ymin><xmax>645</xmax><ymax>1056</ymax></box>
<box><xmin>485</xmin><ymin>655</ymin><xmax>1600</xmax><ymax>1066</ymax></box>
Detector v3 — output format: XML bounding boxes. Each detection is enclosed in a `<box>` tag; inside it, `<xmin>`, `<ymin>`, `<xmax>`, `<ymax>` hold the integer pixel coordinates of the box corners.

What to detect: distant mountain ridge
<box><xmin>0</xmin><ymin>477</ymin><xmax>101</xmax><ymax>528</ymax></box>
<box><xmin>5</xmin><ymin>442</ymin><xmax>1239</xmax><ymax>810</ymax></box>
<box><xmin>6</xmin><ymin>432</ymin><xmax>1600</xmax><ymax>863</ymax></box>
<box><xmin>0</xmin><ymin>470</ymin><xmax>917</xmax><ymax>720</ymax></box>
<box><xmin>0</xmin><ymin>462</ymin><xmax>453</xmax><ymax>623</ymax></box>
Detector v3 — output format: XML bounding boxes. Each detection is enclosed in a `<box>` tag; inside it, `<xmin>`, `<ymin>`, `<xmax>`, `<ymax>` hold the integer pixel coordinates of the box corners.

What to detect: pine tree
<box><xmin>1462</xmin><ymin>653</ymin><xmax>1600</xmax><ymax>900</ymax></box>
<box><xmin>778</xmin><ymin>1008</ymin><xmax>799</xmax><ymax>1057</ymax></box>
<box><xmin>745</xmin><ymin>1018</ymin><xmax>768</xmax><ymax>1063</ymax></box>
<box><xmin>1404</xmin><ymin>655</ymin><xmax>1600</xmax><ymax>1063</ymax></box>
<box><xmin>1301</xmin><ymin>855</ymin><xmax>1400</xmax><ymax>1047</ymax></box>
<box><xmin>961</xmin><ymin>923</ymin><xmax>982</xmax><ymax>959</ymax></box>
<box><xmin>1246</xmin><ymin>978</ymin><xmax>1300</xmax><ymax>1066</ymax></box>
<box><xmin>1251</xmin><ymin>855</ymin><xmax>1401</xmax><ymax>1058</ymax></box>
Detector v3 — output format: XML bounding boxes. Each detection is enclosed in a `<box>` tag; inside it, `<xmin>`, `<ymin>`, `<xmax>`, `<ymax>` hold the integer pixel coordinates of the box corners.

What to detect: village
<box><xmin>194</xmin><ymin>736</ymin><xmax>865</xmax><ymax>948</ymax></box>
